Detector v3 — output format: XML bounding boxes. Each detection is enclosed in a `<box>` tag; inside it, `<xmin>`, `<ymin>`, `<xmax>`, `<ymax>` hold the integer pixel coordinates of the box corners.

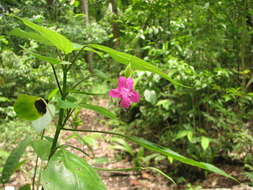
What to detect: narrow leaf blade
<box><xmin>125</xmin><ymin>136</ymin><xmax>236</xmax><ymax>181</ymax></box>
<box><xmin>31</xmin><ymin>52</ymin><xmax>61</xmax><ymax>65</ymax></box>
<box><xmin>17</xmin><ymin>17</ymin><xmax>74</xmax><ymax>54</ymax></box>
<box><xmin>89</xmin><ymin>44</ymin><xmax>186</xmax><ymax>87</ymax></box>
<box><xmin>80</xmin><ymin>103</ymin><xmax>117</xmax><ymax>119</ymax></box>
<box><xmin>1</xmin><ymin>138</ymin><xmax>31</xmax><ymax>183</ymax></box>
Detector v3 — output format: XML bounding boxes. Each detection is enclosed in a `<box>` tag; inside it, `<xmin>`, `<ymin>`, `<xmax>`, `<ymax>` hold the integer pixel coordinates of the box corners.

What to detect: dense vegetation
<box><xmin>0</xmin><ymin>0</ymin><xmax>253</xmax><ymax>189</ymax></box>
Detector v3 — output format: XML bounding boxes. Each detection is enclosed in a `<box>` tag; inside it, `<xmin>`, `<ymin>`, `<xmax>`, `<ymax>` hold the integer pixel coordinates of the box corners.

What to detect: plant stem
<box><xmin>32</xmin><ymin>130</ymin><xmax>45</xmax><ymax>190</ymax></box>
<box><xmin>48</xmin><ymin>109</ymin><xmax>64</xmax><ymax>160</ymax></box>
<box><xmin>48</xmin><ymin>66</ymin><xmax>68</xmax><ymax>160</ymax></box>
<box><xmin>51</xmin><ymin>64</ymin><xmax>63</xmax><ymax>96</ymax></box>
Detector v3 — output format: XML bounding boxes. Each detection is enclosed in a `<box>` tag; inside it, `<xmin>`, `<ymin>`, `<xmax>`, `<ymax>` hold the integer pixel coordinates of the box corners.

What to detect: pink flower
<box><xmin>109</xmin><ymin>76</ymin><xmax>140</xmax><ymax>108</ymax></box>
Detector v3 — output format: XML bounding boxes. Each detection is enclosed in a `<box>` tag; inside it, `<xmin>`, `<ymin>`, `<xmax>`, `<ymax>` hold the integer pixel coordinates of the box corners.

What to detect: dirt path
<box><xmin>2</xmin><ymin>99</ymin><xmax>253</xmax><ymax>190</ymax></box>
<box><xmin>61</xmin><ymin>99</ymin><xmax>253</xmax><ymax>190</ymax></box>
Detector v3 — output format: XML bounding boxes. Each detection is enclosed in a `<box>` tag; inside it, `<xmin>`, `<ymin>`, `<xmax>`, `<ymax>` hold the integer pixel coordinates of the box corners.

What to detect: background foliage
<box><xmin>1</xmin><ymin>0</ymin><xmax>253</xmax><ymax>186</ymax></box>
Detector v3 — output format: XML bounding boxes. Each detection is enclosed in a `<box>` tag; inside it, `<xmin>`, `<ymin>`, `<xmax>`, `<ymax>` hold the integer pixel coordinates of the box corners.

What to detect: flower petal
<box><xmin>130</xmin><ymin>91</ymin><xmax>140</xmax><ymax>103</ymax></box>
<box><xmin>126</xmin><ymin>78</ymin><xmax>134</xmax><ymax>89</ymax></box>
<box><xmin>109</xmin><ymin>89</ymin><xmax>121</xmax><ymax>98</ymax></box>
<box><xmin>120</xmin><ymin>97</ymin><xmax>131</xmax><ymax>108</ymax></box>
<box><xmin>118</xmin><ymin>76</ymin><xmax>127</xmax><ymax>89</ymax></box>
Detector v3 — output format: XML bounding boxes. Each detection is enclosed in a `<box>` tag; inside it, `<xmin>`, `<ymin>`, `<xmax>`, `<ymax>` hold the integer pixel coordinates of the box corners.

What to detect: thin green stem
<box><xmin>32</xmin><ymin>130</ymin><xmax>45</xmax><ymax>190</ymax></box>
<box><xmin>48</xmin><ymin>65</ymin><xmax>68</xmax><ymax>160</ymax></box>
<box><xmin>62</xmin><ymin>108</ymin><xmax>75</xmax><ymax>127</ymax></box>
<box><xmin>48</xmin><ymin>109</ymin><xmax>64</xmax><ymax>160</ymax></box>
<box><xmin>51</xmin><ymin>64</ymin><xmax>63</xmax><ymax>96</ymax></box>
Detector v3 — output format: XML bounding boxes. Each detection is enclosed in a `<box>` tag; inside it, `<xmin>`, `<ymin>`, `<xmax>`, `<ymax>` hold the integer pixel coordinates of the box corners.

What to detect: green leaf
<box><xmin>31</xmin><ymin>52</ymin><xmax>61</xmax><ymax>65</ymax></box>
<box><xmin>9</xmin><ymin>28</ymin><xmax>53</xmax><ymax>46</ymax></box>
<box><xmin>187</xmin><ymin>131</ymin><xmax>193</xmax><ymax>143</ymax></box>
<box><xmin>58</xmin><ymin>99</ymin><xmax>78</xmax><ymax>109</ymax></box>
<box><xmin>95</xmin><ymin>166</ymin><xmax>175</xmax><ymax>184</ymax></box>
<box><xmin>41</xmin><ymin>149</ymin><xmax>106</xmax><ymax>190</ymax></box>
<box><xmin>175</xmin><ymin>130</ymin><xmax>189</xmax><ymax>140</ymax></box>
<box><xmin>156</xmin><ymin>99</ymin><xmax>172</xmax><ymax>110</ymax></box>
<box><xmin>0</xmin><ymin>96</ymin><xmax>10</xmax><ymax>103</ymax></box>
<box><xmin>144</xmin><ymin>90</ymin><xmax>157</xmax><ymax>104</ymax></box>
<box><xmin>201</xmin><ymin>136</ymin><xmax>210</xmax><ymax>151</ymax></box>
<box><xmin>72</xmin><ymin>43</ymin><xmax>103</xmax><ymax>56</ymax></box>
<box><xmin>16</xmin><ymin>17</ymin><xmax>74</xmax><ymax>54</ymax></box>
<box><xmin>125</xmin><ymin>136</ymin><xmax>236</xmax><ymax>181</ymax></box>
<box><xmin>69</xmin><ymin>90</ymin><xmax>106</xmax><ymax>96</ymax></box>
<box><xmin>47</xmin><ymin>88</ymin><xmax>59</xmax><ymax>100</ymax></box>
<box><xmin>58</xmin><ymin>100</ymin><xmax>117</xmax><ymax>119</ymax></box>
<box><xmin>31</xmin><ymin>140</ymin><xmax>51</xmax><ymax>160</ymax></box>
<box><xmin>1</xmin><ymin>138</ymin><xmax>31</xmax><ymax>183</ymax></box>
<box><xmin>80</xmin><ymin>103</ymin><xmax>117</xmax><ymax>120</ymax></box>
<box><xmin>111</xmin><ymin>137</ymin><xmax>134</xmax><ymax>156</ymax></box>
<box><xmin>14</xmin><ymin>94</ymin><xmax>41</xmax><ymax>120</ymax></box>
<box><xmin>19</xmin><ymin>184</ymin><xmax>31</xmax><ymax>190</ymax></box>
<box><xmin>146</xmin><ymin>167</ymin><xmax>175</xmax><ymax>184</ymax></box>
<box><xmin>0</xmin><ymin>35</ymin><xmax>8</xmax><ymax>45</ymax></box>
<box><xmin>73</xmin><ymin>42</ymin><xmax>83</xmax><ymax>50</ymax></box>
<box><xmin>89</xmin><ymin>44</ymin><xmax>187</xmax><ymax>87</ymax></box>
<box><xmin>66</xmin><ymin>133</ymin><xmax>96</xmax><ymax>155</ymax></box>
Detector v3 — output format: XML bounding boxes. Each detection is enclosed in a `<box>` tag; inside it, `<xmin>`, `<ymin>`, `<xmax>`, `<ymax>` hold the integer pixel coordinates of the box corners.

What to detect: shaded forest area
<box><xmin>1</xmin><ymin>0</ymin><xmax>253</xmax><ymax>189</ymax></box>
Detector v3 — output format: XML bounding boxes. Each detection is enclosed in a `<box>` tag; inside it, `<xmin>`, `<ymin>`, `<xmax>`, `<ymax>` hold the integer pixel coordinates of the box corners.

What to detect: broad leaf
<box><xmin>201</xmin><ymin>136</ymin><xmax>210</xmax><ymax>151</ymax></box>
<box><xmin>17</xmin><ymin>17</ymin><xmax>74</xmax><ymax>54</ymax></box>
<box><xmin>41</xmin><ymin>149</ymin><xmax>106</xmax><ymax>190</ymax></box>
<box><xmin>9</xmin><ymin>28</ymin><xmax>53</xmax><ymax>46</ymax></box>
<box><xmin>89</xmin><ymin>44</ymin><xmax>186</xmax><ymax>87</ymax></box>
<box><xmin>31</xmin><ymin>140</ymin><xmax>52</xmax><ymax>160</ymax></box>
<box><xmin>144</xmin><ymin>90</ymin><xmax>157</xmax><ymax>105</ymax></box>
<box><xmin>1</xmin><ymin>138</ymin><xmax>31</xmax><ymax>183</ymax></box>
<box><xmin>14</xmin><ymin>94</ymin><xmax>41</xmax><ymax>120</ymax></box>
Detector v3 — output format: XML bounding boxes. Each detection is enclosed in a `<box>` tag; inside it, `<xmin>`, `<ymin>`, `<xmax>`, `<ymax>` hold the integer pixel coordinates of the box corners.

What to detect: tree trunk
<box><xmin>46</xmin><ymin>0</ymin><xmax>55</xmax><ymax>20</ymax></box>
<box><xmin>80</xmin><ymin>0</ymin><xmax>93</xmax><ymax>73</ymax></box>
<box><xmin>80</xmin><ymin>0</ymin><xmax>89</xmax><ymax>25</ymax></box>
<box><xmin>110</xmin><ymin>0</ymin><xmax>120</xmax><ymax>48</ymax></box>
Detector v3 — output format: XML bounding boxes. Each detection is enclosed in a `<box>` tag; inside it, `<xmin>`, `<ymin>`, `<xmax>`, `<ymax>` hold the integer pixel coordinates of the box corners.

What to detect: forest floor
<box><xmin>3</xmin><ymin>99</ymin><xmax>253</xmax><ymax>190</ymax></box>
